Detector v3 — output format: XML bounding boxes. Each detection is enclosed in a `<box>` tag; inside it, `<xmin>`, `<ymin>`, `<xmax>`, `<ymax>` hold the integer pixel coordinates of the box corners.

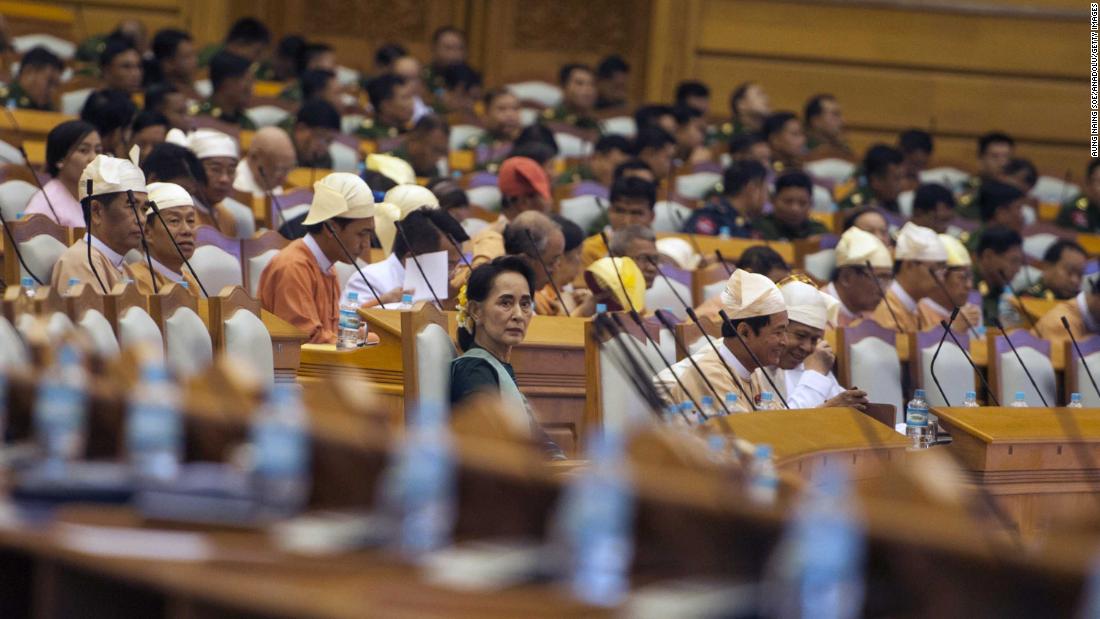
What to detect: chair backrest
<box><xmin>1066</xmin><ymin>335</ymin><xmax>1100</xmax><ymax>407</ymax></box>
<box><xmin>804</xmin><ymin>158</ymin><xmax>856</xmax><ymax>186</ymax></box>
<box><xmin>164</xmin><ymin>306</ymin><xmax>213</xmax><ymax>380</ymax></box>
<box><xmin>838</xmin><ymin>321</ymin><xmax>904</xmax><ymax>421</ymax></box>
<box><xmin>241</xmin><ymin>230</ymin><xmax>290</xmax><ymax>297</ymax></box>
<box><xmin>988</xmin><ymin>330</ymin><xmax>1057</xmax><ymax>407</ymax></box>
<box><xmin>45</xmin><ymin>311</ymin><xmax>73</xmax><ymax>341</ymax></box>
<box><xmin>691</xmin><ymin>262</ymin><xmax>730</xmax><ymax>307</ymax></box>
<box><xmin>209</xmin><ymin>286</ymin><xmax>272</xmax><ymax>385</ymax></box>
<box><xmin>812</xmin><ymin>184</ymin><xmax>835</xmax><ymax>213</ymax></box>
<box><xmin>0</xmin><ymin>314</ymin><xmax>29</xmax><ymax>371</ymax></box>
<box><xmin>554</xmin><ymin>132</ymin><xmax>593</xmax><ymax>158</ymax></box>
<box><xmin>585</xmin><ymin>314</ymin><xmax>669</xmax><ymax>433</ymax></box>
<box><xmin>559</xmin><ymin>194</ymin><xmax>602</xmax><ymax>232</ymax></box>
<box><xmin>0</xmin><ymin>179</ymin><xmax>37</xmax><ymax>218</ymax></box>
<box><xmin>401</xmin><ymin>302</ymin><xmax>455</xmax><ymax>419</ymax></box>
<box><xmin>0</xmin><ymin>141</ymin><xmax>24</xmax><ymax>167</ymax></box>
<box><xmin>449</xmin><ymin>124</ymin><xmax>486</xmax><ymax>151</ymax></box>
<box><xmin>190</xmin><ymin>245</ymin><xmax>244</xmax><ymax>296</ymax></box>
<box><xmin>4</xmin><ymin>213</ymin><xmax>69</xmax><ymax>290</ymax></box>
<box><xmin>1032</xmin><ymin>175</ymin><xmax>1080</xmax><ymax>205</ymax></box>
<box><xmin>194</xmin><ymin>224</ymin><xmax>242</xmax><ymax>259</ymax></box>
<box><xmin>467</xmin><ymin>185</ymin><xmax>502</xmax><ymax>212</ymax></box>
<box><xmin>1022</xmin><ymin>232</ymin><xmax>1060</xmax><ymax>261</ymax></box>
<box><xmin>78</xmin><ymin>309</ymin><xmax>120</xmax><ymax>359</ymax></box>
<box><xmin>60</xmin><ymin>87</ymin><xmax>93</xmax><ymax>115</ymax></box>
<box><xmin>13</xmin><ymin>33</ymin><xmax>76</xmax><ymax>58</ymax></box>
<box><xmin>674</xmin><ymin>172</ymin><xmax>720</xmax><ymax>201</ymax></box>
<box><xmin>117</xmin><ymin>306</ymin><xmax>164</xmax><ymax>359</ymax></box>
<box><xmin>328</xmin><ymin>141</ymin><xmax>359</xmax><ymax>173</ymax></box>
<box><xmin>246</xmin><ymin>105</ymin><xmax>291</xmax><ymax>128</ymax></box>
<box><xmin>802</xmin><ymin>248</ymin><xmax>837</xmax><ymax>283</ymax></box>
<box><xmin>599</xmin><ymin>115</ymin><xmax>636</xmax><ymax>138</ymax></box>
<box><xmin>911</xmin><ymin>330</ymin><xmax>974</xmax><ymax>408</ymax></box>
<box><xmin>15</xmin><ymin>232</ymin><xmax>67</xmax><ymax>285</ymax></box>
<box><xmin>919</xmin><ymin>166</ymin><xmax>970</xmax><ymax>191</ymax></box>
<box><xmin>652</xmin><ymin>200</ymin><xmax>691</xmax><ymax>233</ymax></box>
<box><xmin>644</xmin><ymin>272</ymin><xmax>692</xmax><ymax>320</ymax></box>
<box><xmin>507</xmin><ymin>81</ymin><xmax>562</xmax><ymax>108</ymax></box>
<box><xmin>221</xmin><ymin>197</ymin><xmax>256</xmax><ymax>239</ymax></box>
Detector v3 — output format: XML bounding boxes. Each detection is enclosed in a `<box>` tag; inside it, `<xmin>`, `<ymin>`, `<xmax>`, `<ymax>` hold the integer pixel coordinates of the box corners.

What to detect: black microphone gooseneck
<box><xmin>940</xmin><ymin>322</ymin><xmax>999</xmax><ymax>406</ymax></box>
<box><xmin>651</xmin><ymin>311</ymin><xmax>729</xmax><ymax>417</ymax></box>
<box><xmin>992</xmin><ymin>317</ymin><xmax>1048</xmax><ymax>407</ymax></box>
<box><xmin>83</xmin><ymin>179</ymin><xmax>108</xmax><ymax>294</ymax></box>
<box><xmin>394</xmin><ymin>220</ymin><xmax>443</xmax><ymax>310</ymax></box>
<box><xmin>713</xmin><ymin>249</ymin><xmax>735</xmax><ymax>277</ymax></box>
<box><xmin>1062</xmin><ymin>316</ymin><xmax>1100</xmax><ymax>400</ymax></box>
<box><xmin>594</xmin><ymin>313</ymin><xmax>688</xmax><ymax>423</ymax></box>
<box><xmin>321</xmin><ymin>220</ymin><xmax>386</xmax><ymax>309</ymax></box>
<box><xmin>525</xmin><ymin>229</ymin><xmax>568</xmax><ymax>315</ymax></box>
<box><xmin>145</xmin><ymin>200</ymin><xmax>210</xmax><ymax>297</ymax></box>
<box><xmin>2</xmin><ymin>106</ymin><xmax>60</xmax><ymax>223</ymax></box>
<box><xmin>0</xmin><ymin>203</ymin><xmax>42</xmax><ymax>285</ymax></box>
<box><xmin>608</xmin><ymin>311</ymin><xmax>703</xmax><ymax>419</ymax></box>
<box><xmin>866</xmin><ymin>259</ymin><xmax>902</xmax><ymax>332</ymax></box>
<box><xmin>127</xmin><ymin>190</ymin><xmax>159</xmax><ymax>294</ymax></box>
<box><xmin>643</xmin><ymin>255</ymin><xmax>757</xmax><ymax>411</ymax></box>
<box><xmin>928</xmin><ymin>306</ymin><xmax>959</xmax><ymax>406</ymax></box>
<box><xmin>257</xmin><ymin>166</ymin><xmax>287</xmax><ymax>231</ymax></box>
<box><xmin>998</xmin><ymin>269</ymin><xmax>1037</xmax><ymax>331</ymax></box>
<box><xmin>717</xmin><ymin>308</ymin><xmax>790</xmax><ymax>409</ymax></box>
<box><xmin>672</xmin><ymin>209</ymin><xmax>706</xmax><ymax>261</ymax></box>
<box><xmin>441</xmin><ymin>231</ymin><xmax>472</xmax><ymax>269</ymax></box>
<box><xmin>927</xmin><ymin>266</ymin><xmax>978</xmax><ymax>339</ymax></box>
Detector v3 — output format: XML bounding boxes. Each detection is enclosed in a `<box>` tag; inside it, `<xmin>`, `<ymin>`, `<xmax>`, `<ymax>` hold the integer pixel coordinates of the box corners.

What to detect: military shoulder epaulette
<box><xmin>977</xmin><ymin>280</ymin><xmax>989</xmax><ymax>296</ymax></box>
<box><xmin>1077</xmin><ymin>196</ymin><xmax>1089</xmax><ymax>210</ymax></box>
<box><xmin>360</xmin><ymin>118</ymin><xmax>374</xmax><ymax>129</ymax></box>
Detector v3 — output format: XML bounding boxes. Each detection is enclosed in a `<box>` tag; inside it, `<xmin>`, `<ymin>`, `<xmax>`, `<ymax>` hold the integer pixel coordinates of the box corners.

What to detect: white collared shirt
<box><xmin>717</xmin><ymin>341</ymin><xmax>753</xmax><ymax>380</ymax></box>
<box><xmin>782</xmin><ymin>363</ymin><xmax>845</xmax><ymax>408</ymax></box>
<box><xmin>889</xmin><ymin>279</ymin><xmax>918</xmax><ymax>313</ymax></box>
<box><xmin>87</xmin><ymin>234</ymin><xmax>126</xmax><ymax>269</ymax></box>
<box><xmin>1079</xmin><ymin>292</ymin><xmax>1099</xmax><ymax>334</ymax></box>
<box><xmin>919</xmin><ymin>296</ymin><xmax>951</xmax><ymax>321</ymax></box>
<box><xmin>303</xmin><ymin>233</ymin><xmax>334</xmax><ymax>273</ymax></box>
<box><xmin>149</xmin><ymin>256</ymin><xmax>184</xmax><ymax>283</ymax></box>
<box><xmin>345</xmin><ymin>252</ymin><xmax>404</xmax><ymax>305</ymax></box>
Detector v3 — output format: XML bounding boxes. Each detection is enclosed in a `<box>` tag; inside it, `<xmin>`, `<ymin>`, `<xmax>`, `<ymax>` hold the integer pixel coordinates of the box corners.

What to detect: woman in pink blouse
<box><xmin>24</xmin><ymin>120</ymin><xmax>102</xmax><ymax>227</ymax></box>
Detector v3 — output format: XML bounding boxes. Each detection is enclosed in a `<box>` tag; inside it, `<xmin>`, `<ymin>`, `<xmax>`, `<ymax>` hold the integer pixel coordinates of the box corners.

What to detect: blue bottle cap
<box><xmin>1015</xmin><ymin>391</ymin><xmax>1026</xmax><ymax>400</ymax></box>
<box><xmin>701</xmin><ymin>395</ymin><xmax>713</xmax><ymax>406</ymax></box>
<box><xmin>965</xmin><ymin>390</ymin><xmax>976</xmax><ymax>399</ymax></box>
<box><xmin>595</xmin><ymin>303</ymin><xmax>607</xmax><ymax>314</ymax></box>
<box><xmin>914</xmin><ymin>389</ymin><xmax>925</xmax><ymax>398</ymax></box>
<box><xmin>20</xmin><ymin>276</ymin><xmax>33</xmax><ymax>287</ymax></box>
<box><xmin>347</xmin><ymin>291</ymin><xmax>359</xmax><ymax>302</ymax></box>
<box><xmin>761</xmin><ymin>392</ymin><xmax>773</xmax><ymax>402</ymax></box>
<box><xmin>755</xmin><ymin>444</ymin><xmax>772</xmax><ymax>458</ymax></box>
<box><xmin>402</xmin><ymin>293</ymin><xmax>414</xmax><ymax>304</ymax></box>
<box><xmin>1071</xmin><ymin>392</ymin><xmax>1082</xmax><ymax>402</ymax></box>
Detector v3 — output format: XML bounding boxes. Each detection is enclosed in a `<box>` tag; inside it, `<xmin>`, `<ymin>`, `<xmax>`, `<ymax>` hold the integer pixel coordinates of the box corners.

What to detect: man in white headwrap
<box><xmin>52</xmin><ymin>153</ymin><xmax>148</xmax><ymax>292</ymax></box>
<box><xmin>166</xmin><ymin>128</ymin><xmax>248</xmax><ymax>237</ymax></box>
<box><xmin>870</xmin><ymin>222</ymin><xmax>947</xmax><ymax>333</ymax></box>
<box><xmin>125</xmin><ymin>182</ymin><xmax>201</xmax><ymax>297</ymax></box>
<box><xmin>916</xmin><ymin>234</ymin><xmax>982</xmax><ymax>332</ymax></box>
<box><xmin>652</xmin><ymin>269</ymin><xmax>788</xmax><ymax>412</ymax></box>
<box><xmin>258</xmin><ymin>173</ymin><xmax>377</xmax><ymax>344</ymax></box>
<box><xmin>773</xmin><ymin>278</ymin><xmax>868</xmax><ymax>409</ymax></box>
<box><xmin>821</xmin><ymin>226</ymin><xmax>894</xmax><ymax>327</ymax></box>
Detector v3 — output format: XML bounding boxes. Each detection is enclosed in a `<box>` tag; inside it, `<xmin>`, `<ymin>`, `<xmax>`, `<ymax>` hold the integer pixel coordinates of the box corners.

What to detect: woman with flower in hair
<box><xmin>449</xmin><ymin>255</ymin><xmax>564</xmax><ymax>459</ymax></box>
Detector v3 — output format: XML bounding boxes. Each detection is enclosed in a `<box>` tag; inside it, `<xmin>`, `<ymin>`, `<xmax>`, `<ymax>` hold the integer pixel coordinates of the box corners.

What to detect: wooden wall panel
<box><xmin>34</xmin><ymin>0</ymin><xmax>187</xmax><ymax>42</ymax></box>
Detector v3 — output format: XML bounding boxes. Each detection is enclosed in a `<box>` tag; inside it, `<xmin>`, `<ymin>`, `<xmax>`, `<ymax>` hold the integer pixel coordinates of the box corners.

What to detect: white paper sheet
<box><xmin>57</xmin><ymin>523</ymin><xmax>214</xmax><ymax>562</ymax></box>
<box><xmin>403</xmin><ymin>250</ymin><xmax>450</xmax><ymax>302</ymax></box>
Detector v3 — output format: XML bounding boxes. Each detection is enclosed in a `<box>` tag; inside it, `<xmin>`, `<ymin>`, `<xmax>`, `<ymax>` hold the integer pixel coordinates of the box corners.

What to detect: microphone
<box><xmin>717</xmin><ymin>308</ymin><xmax>791</xmax><ymax>409</ymax></box>
<box><xmin>927</xmin><ymin>266</ymin><xmax>978</xmax><ymax>339</ymax></box>
<box><xmin>998</xmin><ymin>269</ymin><xmax>1037</xmax><ymax>331</ymax></box>
<box><xmin>672</xmin><ymin>209</ymin><xmax>707</xmax><ymax>261</ymax></box>
<box><xmin>1</xmin><ymin>106</ymin><xmax>60</xmax><ymax>223</ymax></box>
<box><xmin>865</xmin><ymin>259</ymin><xmax>903</xmax><ymax>332</ymax></box>
<box><xmin>608</xmin><ymin>311</ymin><xmax>704</xmax><ymax>420</ymax></box>
<box><xmin>524</xmin><ymin>229</ymin><xmax>568</xmax><ymax>315</ymax></box>
<box><xmin>257</xmin><ymin>166</ymin><xmax>288</xmax><ymax>231</ymax></box>
<box><xmin>145</xmin><ymin>200</ymin><xmax>210</xmax><ymax>297</ymax></box>
<box><xmin>940</xmin><ymin>321</ymin><xmax>998</xmax><ymax>406</ymax></box>
<box><xmin>593</xmin><ymin>313</ymin><xmax>687</xmax><ymax>423</ymax></box>
<box><xmin>991</xmin><ymin>317</ymin><xmax>1048</xmax><ymax>407</ymax></box>
<box><xmin>713</xmin><ymin>249</ymin><xmax>735</xmax><ymax>276</ymax></box>
<box><xmin>126</xmin><ymin>190</ymin><xmax>159</xmax><ymax>294</ymax></box>
<box><xmin>441</xmin><ymin>230</ymin><xmax>473</xmax><ymax>269</ymax></box>
<box><xmin>1061</xmin><ymin>316</ymin><xmax>1100</xmax><ymax>400</ymax></box>
<box><xmin>321</xmin><ymin>220</ymin><xmax>387</xmax><ymax>309</ymax></box>
<box><xmin>928</xmin><ymin>307</ymin><xmax>959</xmax><ymax>406</ymax></box>
<box><xmin>82</xmin><ymin>179</ymin><xmax>108</xmax><ymax>294</ymax></box>
<box><xmin>394</xmin><ymin>220</ymin><xmax>443</xmax><ymax>310</ymax></box>
<box><xmin>644</xmin><ymin>255</ymin><xmax>757</xmax><ymax>411</ymax></box>
<box><xmin>652</xmin><ymin>310</ymin><xmax>730</xmax><ymax>417</ymax></box>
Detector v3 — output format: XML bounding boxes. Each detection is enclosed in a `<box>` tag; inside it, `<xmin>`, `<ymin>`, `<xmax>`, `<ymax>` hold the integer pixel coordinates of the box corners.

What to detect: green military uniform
<box><xmin>540</xmin><ymin>105</ymin><xmax>600</xmax><ymax>133</ymax></box>
<box><xmin>1021</xmin><ymin>278</ymin><xmax>1071</xmax><ymax>301</ymax></box>
<box><xmin>423</xmin><ymin>65</ymin><xmax>445</xmax><ymax>96</ymax></box>
<box><xmin>1056</xmin><ymin>195</ymin><xmax>1100</xmax><ymax>233</ymax></box>
<box><xmin>278</xmin><ymin>81</ymin><xmax>302</xmax><ymax>103</ymax></box>
<box><xmin>973</xmin><ymin>268</ymin><xmax>1003</xmax><ymax>327</ymax></box>
<box><xmin>706</xmin><ymin>117</ymin><xmax>750</xmax><ymax>148</ymax></box>
<box><xmin>805</xmin><ymin>132</ymin><xmax>852</xmax><ymax>155</ymax></box>
<box><xmin>752</xmin><ymin>213</ymin><xmax>829</xmax><ymax>241</ymax></box>
<box><xmin>254</xmin><ymin>60</ymin><xmax>277</xmax><ymax>82</ymax></box>
<box><xmin>192</xmin><ymin>100</ymin><xmax>257</xmax><ymax>131</ymax></box>
<box><xmin>464</xmin><ymin>132</ymin><xmax>512</xmax><ymax>172</ymax></box>
<box><xmin>955</xmin><ymin>176</ymin><xmax>983</xmax><ymax>220</ymax></box>
<box><xmin>75</xmin><ymin>34</ymin><xmax>109</xmax><ymax>63</ymax></box>
<box><xmin>0</xmin><ymin>82</ymin><xmax>53</xmax><ymax>111</ymax></box>
<box><xmin>197</xmin><ymin>44</ymin><xmax>223</xmax><ymax>69</ymax></box>
<box><xmin>836</xmin><ymin>185</ymin><xmax>873</xmax><ymax>211</ymax></box>
<box><xmin>354</xmin><ymin>117</ymin><xmax>404</xmax><ymax>141</ymax></box>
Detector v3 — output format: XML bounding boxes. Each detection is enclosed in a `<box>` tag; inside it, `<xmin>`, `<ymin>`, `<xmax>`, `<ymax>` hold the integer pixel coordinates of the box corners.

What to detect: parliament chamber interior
<box><xmin>0</xmin><ymin>0</ymin><xmax>1097</xmax><ymax>616</ymax></box>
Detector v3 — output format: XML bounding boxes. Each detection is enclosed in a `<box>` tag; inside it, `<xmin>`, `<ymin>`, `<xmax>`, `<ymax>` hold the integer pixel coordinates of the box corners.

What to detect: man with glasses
<box><xmin>168</xmin><ymin>128</ymin><xmax>246</xmax><ymax>237</ymax></box>
<box><xmin>580</xmin><ymin>175</ymin><xmax>657</xmax><ymax>271</ymax></box>
<box><xmin>501</xmin><ymin>211</ymin><xmax>565</xmax><ymax>297</ymax></box>
<box><xmin>917</xmin><ymin>234</ymin><xmax>982</xmax><ymax>332</ymax></box>
<box><xmin>822</xmin><ymin>226</ymin><xmax>894</xmax><ymax>328</ymax></box>
<box><xmin>234</xmin><ymin>126</ymin><xmax>295</xmax><ymax>199</ymax></box>
<box><xmin>870</xmin><ymin>222</ymin><xmax>948</xmax><ymax>333</ymax></box>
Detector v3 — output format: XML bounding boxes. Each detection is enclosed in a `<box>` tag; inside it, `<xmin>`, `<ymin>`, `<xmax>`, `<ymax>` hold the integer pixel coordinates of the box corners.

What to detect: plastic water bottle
<box><xmin>905</xmin><ymin>389</ymin><xmax>930</xmax><ymax>449</ymax></box>
<box><xmin>34</xmin><ymin>345</ymin><xmax>88</xmax><ymax>466</ymax></box>
<box><xmin>556</xmin><ymin>431</ymin><xmax>634</xmax><ymax>607</ymax></box>
<box><xmin>179</xmin><ymin>281</ymin><xmax>189</xmax><ymax>290</ymax></box>
<box><xmin>67</xmin><ymin>277</ymin><xmax>80</xmax><ymax>293</ymax></box>
<box><xmin>749</xmin><ymin>444</ymin><xmax>779</xmax><ymax>506</ymax></box>
<box><xmin>997</xmin><ymin>285</ymin><xmax>1021</xmax><ymax>329</ymax></box>
<box><xmin>336</xmin><ymin>291</ymin><xmax>361</xmax><ymax>350</ymax></box>
<box><xmin>718</xmin><ymin>226</ymin><xmax>731</xmax><ymax>240</ymax></box>
<box><xmin>399</xmin><ymin>292</ymin><xmax>414</xmax><ymax>310</ymax></box>
<box><xmin>760</xmin><ymin>391</ymin><xmax>779</xmax><ymax>411</ymax></box>
<box><xmin>251</xmin><ymin>383</ymin><xmax>311</xmax><ymax>516</ymax></box>
<box><xmin>698</xmin><ymin>395</ymin><xmax>716</xmax><ymax>421</ymax></box>
<box><xmin>679</xmin><ymin>401</ymin><xmax>695</xmax><ymax>425</ymax></box>
<box><xmin>393</xmin><ymin>400</ymin><xmax>456</xmax><ymax>557</ymax></box>
<box><xmin>20</xmin><ymin>276</ymin><xmax>34</xmax><ymax>301</ymax></box>
<box><xmin>724</xmin><ymin>391</ymin><xmax>739</xmax><ymax>415</ymax></box>
<box><xmin>962</xmin><ymin>390</ymin><xmax>979</xmax><ymax>408</ymax></box>
<box><xmin>1068</xmin><ymin>393</ymin><xmax>1083</xmax><ymax>409</ymax></box>
<box><xmin>126</xmin><ymin>359</ymin><xmax>182</xmax><ymax>480</ymax></box>
<box><xmin>595</xmin><ymin>303</ymin><xmax>607</xmax><ymax>314</ymax></box>
<box><xmin>1010</xmin><ymin>391</ymin><xmax>1028</xmax><ymax>408</ymax></box>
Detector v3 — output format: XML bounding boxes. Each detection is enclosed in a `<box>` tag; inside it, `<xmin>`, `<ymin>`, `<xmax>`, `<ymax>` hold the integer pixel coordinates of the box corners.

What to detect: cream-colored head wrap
<box><xmin>301</xmin><ymin>172</ymin><xmax>376</xmax><ymax>225</ymax></box>
<box><xmin>720</xmin><ymin>269</ymin><xmax>786</xmax><ymax>319</ymax></box>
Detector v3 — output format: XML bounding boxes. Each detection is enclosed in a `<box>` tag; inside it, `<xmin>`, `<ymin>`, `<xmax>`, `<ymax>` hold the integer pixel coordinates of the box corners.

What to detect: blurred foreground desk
<box><xmin>936</xmin><ymin>406</ymin><xmax>1100</xmax><ymax>537</ymax></box>
<box><xmin>297</xmin><ymin>307</ymin><xmax>588</xmax><ymax>454</ymax></box>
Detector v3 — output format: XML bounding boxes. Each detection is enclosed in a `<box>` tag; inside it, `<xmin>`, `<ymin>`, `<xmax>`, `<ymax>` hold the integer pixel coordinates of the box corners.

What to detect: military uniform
<box><xmin>354</xmin><ymin>117</ymin><xmax>404</xmax><ymax>141</ymax></box>
<box><xmin>681</xmin><ymin>198</ymin><xmax>759</xmax><ymax>238</ymax></box>
<box><xmin>540</xmin><ymin>105</ymin><xmax>600</xmax><ymax>133</ymax></box>
<box><xmin>705</xmin><ymin>118</ymin><xmax>748</xmax><ymax>147</ymax></box>
<box><xmin>835</xmin><ymin>186</ymin><xmax>900</xmax><ymax>213</ymax></box>
<box><xmin>192</xmin><ymin>100</ymin><xmax>257</xmax><ymax>130</ymax></box>
<box><xmin>465</xmin><ymin>131</ymin><xmax>513</xmax><ymax>172</ymax></box>
<box><xmin>278</xmin><ymin>81</ymin><xmax>303</xmax><ymax>103</ymax></box>
<box><xmin>954</xmin><ymin>176</ymin><xmax>984</xmax><ymax>220</ymax></box>
<box><xmin>973</xmin><ymin>268</ymin><xmax>1002</xmax><ymax>326</ymax></box>
<box><xmin>0</xmin><ymin>82</ymin><xmax>52</xmax><ymax>111</ymax></box>
<box><xmin>75</xmin><ymin>34</ymin><xmax>108</xmax><ymax>63</ymax></box>
<box><xmin>1021</xmin><ymin>278</ymin><xmax>1073</xmax><ymax>301</ymax></box>
<box><xmin>753</xmin><ymin>213</ymin><xmax>828</xmax><ymax>241</ymax></box>
<box><xmin>555</xmin><ymin>163</ymin><xmax>596</xmax><ymax>187</ymax></box>
<box><xmin>805</xmin><ymin>132</ymin><xmax>852</xmax><ymax>156</ymax></box>
<box><xmin>1056</xmin><ymin>195</ymin><xmax>1100</xmax><ymax>233</ymax></box>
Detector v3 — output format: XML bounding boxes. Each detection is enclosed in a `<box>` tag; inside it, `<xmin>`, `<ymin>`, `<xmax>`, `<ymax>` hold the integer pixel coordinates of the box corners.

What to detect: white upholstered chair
<box><xmin>118</xmin><ymin>307</ymin><xmax>165</xmax><ymax>360</ymax></box>
<box><xmin>989</xmin><ymin>330</ymin><xmax>1057</xmax><ymax>408</ymax></box>
<box><xmin>839</xmin><ymin>321</ymin><xmax>904</xmax><ymax>423</ymax></box>
<box><xmin>190</xmin><ymin>245</ymin><xmax>244</xmax><ymax>295</ymax></box>
<box><xmin>0</xmin><ymin>180</ymin><xmax>38</xmax><ymax>219</ymax></box>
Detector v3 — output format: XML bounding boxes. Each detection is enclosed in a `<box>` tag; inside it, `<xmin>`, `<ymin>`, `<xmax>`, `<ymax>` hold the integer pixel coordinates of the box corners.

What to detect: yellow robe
<box><xmin>50</xmin><ymin>239</ymin><xmax>126</xmax><ymax>293</ymax></box>
<box><xmin>1034</xmin><ymin>297</ymin><xmax>1093</xmax><ymax>342</ymax></box>
<box><xmin>870</xmin><ymin>287</ymin><xmax>919</xmax><ymax>333</ymax></box>
<box><xmin>257</xmin><ymin>238</ymin><xmax>339</xmax><ymax>344</ymax></box>
<box><xmin>652</xmin><ymin>346</ymin><xmax>763</xmax><ymax>412</ymax></box>
<box><xmin>915</xmin><ymin>298</ymin><xmax>982</xmax><ymax>333</ymax></box>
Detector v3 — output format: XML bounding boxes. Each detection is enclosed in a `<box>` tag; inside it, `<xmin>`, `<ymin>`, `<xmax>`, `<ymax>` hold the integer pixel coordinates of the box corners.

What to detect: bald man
<box><xmin>234</xmin><ymin>126</ymin><xmax>296</xmax><ymax>197</ymax></box>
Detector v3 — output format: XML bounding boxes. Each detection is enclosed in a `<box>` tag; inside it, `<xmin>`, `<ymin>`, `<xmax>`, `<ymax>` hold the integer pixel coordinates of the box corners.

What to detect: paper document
<box><xmin>403</xmin><ymin>250</ymin><xmax>450</xmax><ymax>302</ymax></box>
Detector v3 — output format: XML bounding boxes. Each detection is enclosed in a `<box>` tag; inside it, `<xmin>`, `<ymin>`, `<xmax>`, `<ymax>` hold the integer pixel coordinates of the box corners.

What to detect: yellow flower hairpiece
<box><xmin>455</xmin><ymin>283</ymin><xmax>472</xmax><ymax>331</ymax></box>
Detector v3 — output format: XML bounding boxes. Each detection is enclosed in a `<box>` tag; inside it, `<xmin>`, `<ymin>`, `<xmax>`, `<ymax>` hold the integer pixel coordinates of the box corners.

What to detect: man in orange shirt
<box><xmin>258</xmin><ymin>173</ymin><xmax>376</xmax><ymax>344</ymax></box>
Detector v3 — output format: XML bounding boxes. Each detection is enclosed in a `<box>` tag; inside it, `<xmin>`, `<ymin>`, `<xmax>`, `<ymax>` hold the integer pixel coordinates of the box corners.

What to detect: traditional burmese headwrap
<box><xmin>584</xmin><ymin>257</ymin><xmax>646</xmax><ymax>312</ymax></box>
<box><xmin>144</xmin><ymin>182</ymin><xmax>193</xmax><ymax>216</ymax></box>
<box><xmin>375</xmin><ymin>184</ymin><xmax>441</xmax><ymax>255</ymax></box>
<box><xmin>301</xmin><ymin>172</ymin><xmax>376</xmax><ymax>225</ymax></box>
<box><xmin>939</xmin><ymin>233</ymin><xmax>971</xmax><ymax>268</ymax></box>
<box><xmin>720</xmin><ymin>269</ymin><xmax>786</xmax><ymax>319</ymax></box>
<box><xmin>779</xmin><ymin>280</ymin><xmax>832</xmax><ymax>331</ymax></box>
<box><xmin>365</xmin><ymin>153</ymin><xmax>416</xmax><ymax>185</ymax></box>
<box><xmin>895</xmin><ymin>222</ymin><xmax>947</xmax><ymax>262</ymax></box>
<box><xmin>79</xmin><ymin>148</ymin><xmax>146</xmax><ymax>200</ymax></box>
<box><xmin>165</xmin><ymin>128</ymin><xmax>240</xmax><ymax>160</ymax></box>
<box><xmin>835</xmin><ymin>226</ymin><xmax>892</xmax><ymax>269</ymax></box>
<box><xmin>655</xmin><ymin>237</ymin><xmax>701</xmax><ymax>270</ymax></box>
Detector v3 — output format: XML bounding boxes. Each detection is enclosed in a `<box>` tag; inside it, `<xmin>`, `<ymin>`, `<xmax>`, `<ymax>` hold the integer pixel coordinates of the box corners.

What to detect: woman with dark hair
<box><xmin>24</xmin><ymin>120</ymin><xmax>102</xmax><ymax>226</ymax></box>
<box><xmin>450</xmin><ymin>256</ymin><xmax>564</xmax><ymax>459</ymax></box>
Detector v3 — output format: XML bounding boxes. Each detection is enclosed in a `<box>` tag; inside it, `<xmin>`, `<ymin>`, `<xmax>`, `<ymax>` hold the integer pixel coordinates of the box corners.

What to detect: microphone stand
<box><xmin>927</xmin><ymin>266</ymin><xmax>978</xmax><ymax>339</ymax></box>
<box><xmin>127</xmin><ymin>190</ymin><xmax>158</xmax><ymax>294</ymax></box>
<box><xmin>524</xmin><ymin>229</ymin><xmax>568</xmax><ymax>315</ymax></box>
<box><xmin>992</xmin><ymin>317</ymin><xmax>1048</xmax><ymax>407</ymax></box>
<box><xmin>2</xmin><ymin>106</ymin><xmax>59</xmax><ymax>223</ymax></box>
<box><xmin>0</xmin><ymin>203</ymin><xmax>42</xmax><ymax>285</ymax></box>
<box><xmin>1061</xmin><ymin>316</ymin><xmax>1100</xmax><ymax>400</ymax></box>
<box><xmin>394</xmin><ymin>220</ymin><xmax>443</xmax><ymax>310</ymax></box>
<box><xmin>713</xmin><ymin>249</ymin><xmax>735</xmax><ymax>277</ymax></box>
<box><xmin>608</xmin><ymin>311</ymin><xmax>704</xmax><ymax>420</ymax></box>
<box><xmin>321</xmin><ymin>221</ymin><xmax>386</xmax><ymax>309</ymax></box>
<box><xmin>941</xmin><ymin>322</ymin><xmax>999</xmax><ymax>406</ymax></box>
<box><xmin>928</xmin><ymin>307</ymin><xmax>959</xmax><ymax>406</ymax></box>
<box><xmin>83</xmin><ymin>180</ymin><xmax>108</xmax><ymax>294</ymax></box>
<box><xmin>652</xmin><ymin>310</ymin><xmax>731</xmax><ymax>417</ymax></box>
<box><xmin>717</xmin><ymin>308</ymin><xmax>790</xmax><ymax>409</ymax></box>
<box><xmin>594</xmin><ymin>313</ymin><xmax>688</xmax><ymax>423</ymax></box>
<box><xmin>145</xmin><ymin>200</ymin><xmax>210</xmax><ymax>297</ymax></box>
